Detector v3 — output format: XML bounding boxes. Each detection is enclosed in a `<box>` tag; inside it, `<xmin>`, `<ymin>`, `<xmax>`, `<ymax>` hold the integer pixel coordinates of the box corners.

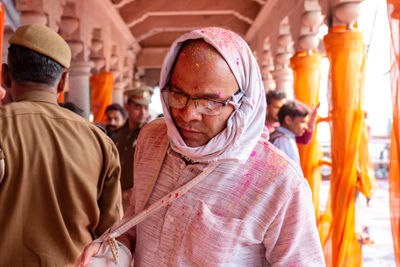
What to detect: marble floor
<box><xmin>320</xmin><ymin>179</ymin><xmax>396</xmax><ymax>266</ymax></box>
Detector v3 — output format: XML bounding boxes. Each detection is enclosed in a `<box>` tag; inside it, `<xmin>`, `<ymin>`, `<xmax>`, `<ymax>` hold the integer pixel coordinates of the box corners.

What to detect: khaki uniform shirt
<box><xmin>125</xmin><ymin>119</ymin><xmax>324</xmax><ymax>266</ymax></box>
<box><xmin>0</xmin><ymin>91</ymin><xmax>122</xmax><ymax>266</ymax></box>
<box><xmin>114</xmin><ymin>121</ymin><xmax>141</xmax><ymax>191</ymax></box>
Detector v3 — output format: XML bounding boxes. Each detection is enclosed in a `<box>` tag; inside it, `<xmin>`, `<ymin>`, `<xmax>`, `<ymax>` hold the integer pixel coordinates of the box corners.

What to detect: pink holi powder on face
<box><xmin>244</xmin><ymin>180</ymin><xmax>250</xmax><ymax>186</ymax></box>
<box><xmin>179</xmin><ymin>52</ymin><xmax>185</xmax><ymax>58</ymax></box>
<box><xmin>175</xmin><ymin>193</ymin><xmax>179</xmax><ymax>198</ymax></box>
<box><xmin>169</xmin><ymin>194</ymin><xmax>172</xmax><ymax>198</ymax></box>
<box><xmin>218</xmin><ymin>91</ymin><xmax>222</xmax><ymax>98</ymax></box>
<box><xmin>217</xmin><ymin>212</ymin><xmax>222</xmax><ymax>216</ymax></box>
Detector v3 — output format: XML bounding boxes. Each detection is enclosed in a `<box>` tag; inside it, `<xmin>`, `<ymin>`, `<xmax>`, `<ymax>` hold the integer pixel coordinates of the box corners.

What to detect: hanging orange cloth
<box><xmin>323</xmin><ymin>26</ymin><xmax>365</xmax><ymax>267</ymax></box>
<box><xmin>291</xmin><ymin>51</ymin><xmax>323</xmax><ymax>219</ymax></box>
<box><xmin>387</xmin><ymin>1</ymin><xmax>400</xmax><ymax>265</ymax></box>
<box><xmin>90</xmin><ymin>72</ymin><xmax>114</xmax><ymax>123</ymax></box>
<box><xmin>357</xmin><ymin>115</ymin><xmax>378</xmax><ymax>199</ymax></box>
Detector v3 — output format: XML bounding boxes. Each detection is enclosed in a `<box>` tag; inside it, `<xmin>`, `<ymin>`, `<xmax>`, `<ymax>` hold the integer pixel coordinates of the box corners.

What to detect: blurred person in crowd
<box><xmin>115</xmin><ymin>86</ymin><xmax>153</xmax><ymax>211</ymax></box>
<box><xmin>270</xmin><ymin>100</ymin><xmax>311</xmax><ymax>166</ymax></box>
<box><xmin>265</xmin><ymin>89</ymin><xmax>318</xmax><ymax>145</ymax></box>
<box><xmin>105</xmin><ymin>103</ymin><xmax>126</xmax><ymax>140</ymax></box>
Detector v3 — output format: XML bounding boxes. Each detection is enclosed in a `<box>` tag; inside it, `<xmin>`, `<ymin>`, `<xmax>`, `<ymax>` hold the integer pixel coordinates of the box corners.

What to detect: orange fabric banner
<box><xmin>291</xmin><ymin>51</ymin><xmax>323</xmax><ymax>219</ymax></box>
<box><xmin>90</xmin><ymin>72</ymin><xmax>114</xmax><ymax>123</ymax></box>
<box><xmin>387</xmin><ymin>1</ymin><xmax>400</xmax><ymax>265</ymax></box>
<box><xmin>323</xmin><ymin>26</ymin><xmax>365</xmax><ymax>267</ymax></box>
<box><xmin>357</xmin><ymin>116</ymin><xmax>378</xmax><ymax>200</ymax></box>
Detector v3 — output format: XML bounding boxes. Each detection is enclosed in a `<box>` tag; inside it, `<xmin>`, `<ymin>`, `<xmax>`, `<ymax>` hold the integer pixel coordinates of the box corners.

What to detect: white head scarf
<box><xmin>160</xmin><ymin>27</ymin><xmax>267</xmax><ymax>163</ymax></box>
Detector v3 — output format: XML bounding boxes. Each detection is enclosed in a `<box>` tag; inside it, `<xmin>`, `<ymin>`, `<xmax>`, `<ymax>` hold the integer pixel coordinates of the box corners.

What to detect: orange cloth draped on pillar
<box><xmin>291</xmin><ymin>51</ymin><xmax>323</xmax><ymax>219</ymax></box>
<box><xmin>90</xmin><ymin>72</ymin><xmax>114</xmax><ymax>123</ymax></box>
<box><xmin>387</xmin><ymin>1</ymin><xmax>400</xmax><ymax>265</ymax></box>
<box><xmin>357</xmin><ymin>116</ymin><xmax>377</xmax><ymax>200</ymax></box>
<box><xmin>323</xmin><ymin>26</ymin><xmax>365</xmax><ymax>267</ymax></box>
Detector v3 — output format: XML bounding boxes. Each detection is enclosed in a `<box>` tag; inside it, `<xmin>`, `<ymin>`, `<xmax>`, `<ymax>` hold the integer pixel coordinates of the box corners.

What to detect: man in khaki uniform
<box><xmin>0</xmin><ymin>24</ymin><xmax>122</xmax><ymax>266</ymax></box>
<box><xmin>115</xmin><ymin>86</ymin><xmax>153</xmax><ymax>210</ymax></box>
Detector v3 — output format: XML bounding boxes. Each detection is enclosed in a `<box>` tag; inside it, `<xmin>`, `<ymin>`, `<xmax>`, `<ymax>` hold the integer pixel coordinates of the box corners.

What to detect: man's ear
<box><xmin>284</xmin><ymin>115</ymin><xmax>292</xmax><ymax>126</ymax></box>
<box><xmin>57</xmin><ymin>72</ymin><xmax>68</xmax><ymax>94</ymax></box>
<box><xmin>2</xmin><ymin>63</ymin><xmax>12</xmax><ymax>89</ymax></box>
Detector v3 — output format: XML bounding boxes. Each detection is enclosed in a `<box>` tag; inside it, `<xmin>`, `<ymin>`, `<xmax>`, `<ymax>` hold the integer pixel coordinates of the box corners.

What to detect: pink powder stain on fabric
<box><xmin>252</xmin><ymin>99</ymin><xmax>255</xmax><ymax>105</ymax></box>
<box><xmin>217</xmin><ymin>212</ymin><xmax>222</xmax><ymax>216</ymax></box>
<box><xmin>250</xmin><ymin>151</ymin><xmax>256</xmax><ymax>157</ymax></box>
<box><xmin>169</xmin><ymin>194</ymin><xmax>172</xmax><ymax>198</ymax></box>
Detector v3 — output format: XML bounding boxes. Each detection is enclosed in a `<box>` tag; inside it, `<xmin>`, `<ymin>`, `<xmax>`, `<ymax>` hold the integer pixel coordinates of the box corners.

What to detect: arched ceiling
<box><xmin>110</xmin><ymin>0</ymin><xmax>329</xmax><ymax>86</ymax></box>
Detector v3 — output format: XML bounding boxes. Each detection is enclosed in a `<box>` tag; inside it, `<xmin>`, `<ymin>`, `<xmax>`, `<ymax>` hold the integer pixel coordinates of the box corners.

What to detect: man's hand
<box><xmin>307</xmin><ymin>103</ymin><xmax>320</xmax><ymax>131</ymax></box>
<box><xmin>75</xmin><ymin>242</ymin><xmax>101</xmax><ymax>267</ymax></box>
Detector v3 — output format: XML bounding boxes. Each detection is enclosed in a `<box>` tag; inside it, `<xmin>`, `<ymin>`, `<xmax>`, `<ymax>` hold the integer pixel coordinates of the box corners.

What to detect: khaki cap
<box><xmin>9</xmin><ymin>24</ymin><xmax>71</xmax><ymax>68</ymax></box>
<box><xmin>124</xmin><ymin>86</ymin><xmax>154</xmax><ymax>105</ymax></box>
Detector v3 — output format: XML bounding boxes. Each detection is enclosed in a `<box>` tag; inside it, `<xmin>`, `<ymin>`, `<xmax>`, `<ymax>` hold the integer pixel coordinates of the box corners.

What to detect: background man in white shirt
<box><xmin>270</xmin><ymin>100</ymin><xmax>311</xmax><ymax>166</ymax></box>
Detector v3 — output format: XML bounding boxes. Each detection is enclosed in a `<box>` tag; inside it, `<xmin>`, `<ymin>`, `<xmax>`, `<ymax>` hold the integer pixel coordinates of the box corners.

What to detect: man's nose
<box><xmin>179</xmin><ymin>99</ymin><xmax>202</xmax><ymax>122</ymax></box>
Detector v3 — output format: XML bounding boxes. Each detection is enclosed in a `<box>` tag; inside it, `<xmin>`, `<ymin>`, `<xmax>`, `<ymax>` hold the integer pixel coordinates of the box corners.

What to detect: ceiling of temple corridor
<box><xmin>2</xmin><ymin>0</ymin><xmax>335</xmax><ymax>87</ymax></box>
<box><xmin>109</xmin><ymin>0</ymin><xmax>331</xmax><ymax>86</ymax></box>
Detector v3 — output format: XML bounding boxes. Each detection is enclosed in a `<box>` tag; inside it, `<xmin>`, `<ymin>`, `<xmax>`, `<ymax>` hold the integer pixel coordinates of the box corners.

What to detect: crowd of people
<box><xmin>0</xmin><ymin>24</ymin><xmax>325</xmax><ymax>266</ymax></box>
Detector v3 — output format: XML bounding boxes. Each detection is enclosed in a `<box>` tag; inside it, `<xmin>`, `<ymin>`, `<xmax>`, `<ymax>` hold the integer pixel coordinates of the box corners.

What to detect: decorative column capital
<box><xmin>69</xmin><ymin>61</ymin><xmax>94</xmax><ymax>76</ymax></box>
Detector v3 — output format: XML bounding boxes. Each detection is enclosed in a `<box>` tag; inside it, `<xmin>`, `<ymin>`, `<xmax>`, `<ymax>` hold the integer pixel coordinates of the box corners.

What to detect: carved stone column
<box><xmin>2</xmin><ymin>26</ymin><xmax>14</xmax><ymax>64</ymax></box>
<box><xmin>272</xmin><ymin>17</ymin><xmax>294</xmax><ymax>97</ymax></box>
<box><xmin>112</xmin><ymin>78</ymin><xmax>126</xmax><ymax>106</ymax></box>
<box><xmin>260</xmin><ymin>38</ymin><xmax>275</xmax><ymax>93</ymax></box>
<box><xmin>68</xmin><ymin>61</ymin><xmax>93</xmax><ymax>119</ymax></box>
<box><xmin>333</xmin><ymin>0</ymin><xmax>363</xmax><ymax>29</ymax></box>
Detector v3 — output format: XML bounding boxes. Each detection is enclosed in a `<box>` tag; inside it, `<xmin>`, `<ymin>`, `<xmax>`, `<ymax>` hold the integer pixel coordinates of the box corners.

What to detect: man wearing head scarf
<box><xmin>79</xmin><ymin>27</ymin><xmax>324</xmax><ymax>266</ymax></box>
<box><xmin>0</xmin><ymin>24</ymin><xmax>122</xmax><ymax>266</ymax></box>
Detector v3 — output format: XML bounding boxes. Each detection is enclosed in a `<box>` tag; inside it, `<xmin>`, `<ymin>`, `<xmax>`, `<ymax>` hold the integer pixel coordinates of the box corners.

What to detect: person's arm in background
<box><xmin>296</xmin><ymin>104</ymin><xmax>319</xmax><ymax>145</ymax></box>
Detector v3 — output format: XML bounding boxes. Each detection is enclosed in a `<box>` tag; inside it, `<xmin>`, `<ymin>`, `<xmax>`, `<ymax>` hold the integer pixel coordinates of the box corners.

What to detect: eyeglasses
<box><xmin>162</xmin><ymin>85</ymin><xmax>244</xmax><ymax>115</ymax></box>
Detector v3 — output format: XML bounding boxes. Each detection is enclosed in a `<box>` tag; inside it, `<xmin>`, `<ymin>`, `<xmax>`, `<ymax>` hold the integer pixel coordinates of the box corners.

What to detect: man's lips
<box><xmin>178</xmin><ymin>127</ymin><xmax>202</xmax><ymax>138</ymax></box>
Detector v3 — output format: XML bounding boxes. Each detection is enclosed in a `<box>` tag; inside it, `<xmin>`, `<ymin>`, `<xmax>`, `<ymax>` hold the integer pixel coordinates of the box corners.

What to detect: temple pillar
<box><xmin>272</xmin><ymin>17</ymin><xmax>294</xmax><ymax>97</ymax></box>
<box><xmin>260</xmin><ymin>38</ymin><xmax>275</xmax><ymax>93</ymax></box>
<box><xmin>68</xmin><ymin>61</ymin><xmax>93</xmax><ymax>119</ymax></box>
